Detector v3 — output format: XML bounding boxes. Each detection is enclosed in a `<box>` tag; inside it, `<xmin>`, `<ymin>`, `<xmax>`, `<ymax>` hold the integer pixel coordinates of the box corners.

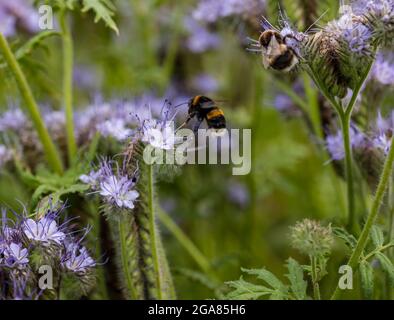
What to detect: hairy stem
<box><xmin>331</xmin><ymin>135</ymin><xmax>394</xmax><ymax>299</ymax></box>
<box><xmin>310</xmin><ymin>256</ymin><xmax>321</xmax><ymax>300</ymax></box>
<box><xmin>147</xmin><ymin>164</ymin><xmax>163</xmax><ymax>299</ymax></box>
<box><xmin>339</xmin><ymin>112</ymin><xmax>357</xmax><ymax>232</ymax></box>
<box><xmin>0</xmin><ymin>33</ymin><xmax>63</xmax><ymax>174</ymax></box>
<box><xmin>118</xmin><ymin>218</ymin><xmax>138</xmax><ymax>299</ymax></box>
<box><xmin>59</xmin><ymin>11</ymin><xmax>77</xmax><ymax>164</ymax></box>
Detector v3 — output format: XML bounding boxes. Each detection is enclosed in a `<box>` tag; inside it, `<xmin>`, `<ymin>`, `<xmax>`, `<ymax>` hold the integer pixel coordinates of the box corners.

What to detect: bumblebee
<box><xmin>258</xmin><ymin>30</ymin><xmax>299</xmax><ymax>72</ymax></box>
<box><xmin>186</xmin><ymin>96</ymin><xmax>226</xmax><ymax>133</ymax></box>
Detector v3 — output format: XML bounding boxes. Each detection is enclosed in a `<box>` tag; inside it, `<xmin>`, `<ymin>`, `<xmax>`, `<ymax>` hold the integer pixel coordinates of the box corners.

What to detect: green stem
<box><xmin>157</xmin><ymin>209</ymin><xmax>217</xmax><ymax>281</ymax></box>
<box><xmin>362</xmin><ymin>243</ymin><xmax>394</xmax><ymax>262</ymax></box>
<box><xmin>311</xmin><ymin>256</ymin><xmax>321</xmax><ymax>300</ymax></box>
<box><xmin>331</xmin><ymin>134</ymin><xmax>394</xmax><ymax>299</ymax></box>
<box><xmin>59</xmin><ymin>11</ymin><xmax>77</xmax><ymax>164</ymax></box>
<box><xmin>0</xmin><ymin>33</ymin><xmax>63</xmax><ymax>174</ymax></box>
<box><xmin>118</xmin><ymin>218</ymin><xmax>138</xmax><ymax>299</ymax></box>
<box><xmin>147</xmin><ymin>164</ymin><xmax>163</xmax><ymax>299</ymax></box>
<box><xmin>339</xmin><ymin>112</ymin><xmax>357</xmax><ymax>232</ymax></box>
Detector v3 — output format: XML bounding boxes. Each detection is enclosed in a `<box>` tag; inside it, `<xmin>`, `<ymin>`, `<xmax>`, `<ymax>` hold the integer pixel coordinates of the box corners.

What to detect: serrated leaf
<box><xmin>286</xmin><ymin>258</ymin><xmax>308</xmax><ymax>300</ymax></box>
<box><xmin>359</xmin><ymin>261</ymin><xmax>374</xmax><ymax>299</ymax></box>
<box><xmin>241</xmin><ymin>268</ymin><xmax>288</xmax><ymax>293</ymax></box>
<box><xmin>0</xmin><ymin>31</ymin><xmax>60</xmax><ymax>69</ymax></box>
<box><xmin>375</xmin><ymin>252</ymin><xmax>394</xmax><ymax>285</ymax></box>
<box><xmin>226</xmin><ymin>278</ymin><xmax>273</xmax><ymax>300</ymax></box>
<box><xmin>333</xmin><ymin>227</ymin><xmax>357</xmax><ymax>249</ymax></box>
<box><xmin>370</xmin><ymin>225</ymin><xmax>384</xmax><ymax>248</ymax></box>
<box><xmin>82</xmin><ymin>0</ymin><xmax>119</xmax><ymax>34</ymax></box>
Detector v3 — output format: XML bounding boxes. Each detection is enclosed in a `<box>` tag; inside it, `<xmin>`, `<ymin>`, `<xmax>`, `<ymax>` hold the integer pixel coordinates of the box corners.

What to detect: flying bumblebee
<box><xmin>185</xmin><ymin>95</ymin><xmax>226</xmax><ymax>133</ymax></box>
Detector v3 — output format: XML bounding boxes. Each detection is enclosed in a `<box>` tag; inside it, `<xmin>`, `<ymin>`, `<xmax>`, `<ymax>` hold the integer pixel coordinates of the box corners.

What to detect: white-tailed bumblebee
<box><xmin>258</xmin><ymin>30</ymin><xmax>299</xmax><ymax>72</ymax></box>
<box><xmin>185</xmin><ymin>95</ymin><xmax>226</xmax><ymax>133</ymax></box>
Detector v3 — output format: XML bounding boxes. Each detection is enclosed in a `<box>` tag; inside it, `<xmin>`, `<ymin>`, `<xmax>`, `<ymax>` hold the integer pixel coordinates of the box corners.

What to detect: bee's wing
<box><xmin>199</xmin><ymin>101</ymin><xmax>217</xmax><ymax>109</ymax></box>
<box><xmin>266</xmin><ymin>35</ymin><xmax>282</xmax><ymax>57</ymax></box>
<box><xmin>262</xmin><ymin>36</ymin><xmax>282</xmax><ymax>68</ymax></box>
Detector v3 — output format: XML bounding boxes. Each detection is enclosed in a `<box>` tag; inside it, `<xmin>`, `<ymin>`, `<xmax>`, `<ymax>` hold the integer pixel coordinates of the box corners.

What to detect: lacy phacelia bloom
<box><xmin>0</xmin><ymin>204</ymin><xmax>96</xmax><ymax>299</ymax></box>
<box><xmin>81</xmin><ymin>159</ymin><xmax>140</xmax><ymax>210</ymax></box>
<box><xmin>23</xmin><ymin>217</ymin><xmax>66</xmax><ymax>246</ymax></box>
<box><xmin>326</xmin><ymin>9</ymin><xmax>372</xmax><ymax>55</ymax></box>
<box><xmin>141</xmin><ymin>120</ymin><xmax>181</xmax><ymax>151</ymax></box>
<box><xmin>99</xmin><ymin>175</ymin><xmax>139</xmax><ymax>209</ymax></box>
<box><xmin>2</xmin><ymin>242</ymin><xmax>29</xmax><ymax>269</ymax></box>
<box><xmin>63</xmin><ymin>242</ymin><xmax>96</xmax><ymax>274</ymax></box>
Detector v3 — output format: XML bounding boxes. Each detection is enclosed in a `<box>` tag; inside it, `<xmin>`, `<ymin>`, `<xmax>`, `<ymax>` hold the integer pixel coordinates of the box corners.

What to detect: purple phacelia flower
<box><xmin>343</xmin><ymin>23</ymin><xmax>372</xmax><ymax>53</ymax></box>
<box><xmin>62</xmin><ymin>241</ymin><xmax>96</xmax><ymax>274</ymax></box>
<box><xmin>23</xmin><ymin>217</ymin><xmax>66</xmax><ymax>246</ymax></box>
<box><xmin>326</xmin><ymin>11</ymin><xmax>372</xmax><ymax>55</ymax></box>
<box><xmin>82</xmin><ymin>159</ymin><xmax>139</xmax><ymax>210</ymax></box>
<box><xmin>3</xmin><ymin>242</ymin><xmax>29</xmax><ymax>269</ymax></box>
<box><xmin>99</xmin><ymin>175</ymin><xmax>139</xmax><ymax>209</ymax></box>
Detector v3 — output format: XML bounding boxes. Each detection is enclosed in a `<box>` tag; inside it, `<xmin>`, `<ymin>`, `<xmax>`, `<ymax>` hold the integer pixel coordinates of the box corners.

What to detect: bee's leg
<box><xmin>193</xmin><ymin>118</ymin><xmax>203</xmax><ymax>134</ymax></box>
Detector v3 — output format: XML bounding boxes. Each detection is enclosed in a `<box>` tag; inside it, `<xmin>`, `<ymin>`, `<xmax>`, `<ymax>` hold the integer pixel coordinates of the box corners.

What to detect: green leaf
<box><xmin>226</xmin><ymin>278</ymin><xmax>273</xmax><ymax>300</ymax></box>
<box><xmin>82</xmin><ymin>0</ymin><xmax>119</xmax><ymax>34</ymax></box>
<box><xmin>375</xmin><ymin>252</ymin><xmax>394</xmax><ymax>285</ymax></box>
<box><xmin>241</xmin><ymin>268</ymin><xmax>287</xmax><ymax>292</ymax></box>
<box><xmin>333</xmin><ymin>227</ymin><xmax>357</xmax><ymax>249</ymax></box>
<box><xmin>359</xmin><ymin>261</ymin><xmax>374</xmax><ymax>299</ymax></box>
<box><xmin>0</xmin><ymin>31</ymin><xmax>60</xmax><ymax>68</ymax></box>
<box><xmin>370</xmin><ymin>225</ymin><xmax>384</xmax><ymax>248</ymax></box>
<box><xmin>285</xmin><ymin>258</ymin><xmax>308</xmax><ymax>300</ymax></box>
